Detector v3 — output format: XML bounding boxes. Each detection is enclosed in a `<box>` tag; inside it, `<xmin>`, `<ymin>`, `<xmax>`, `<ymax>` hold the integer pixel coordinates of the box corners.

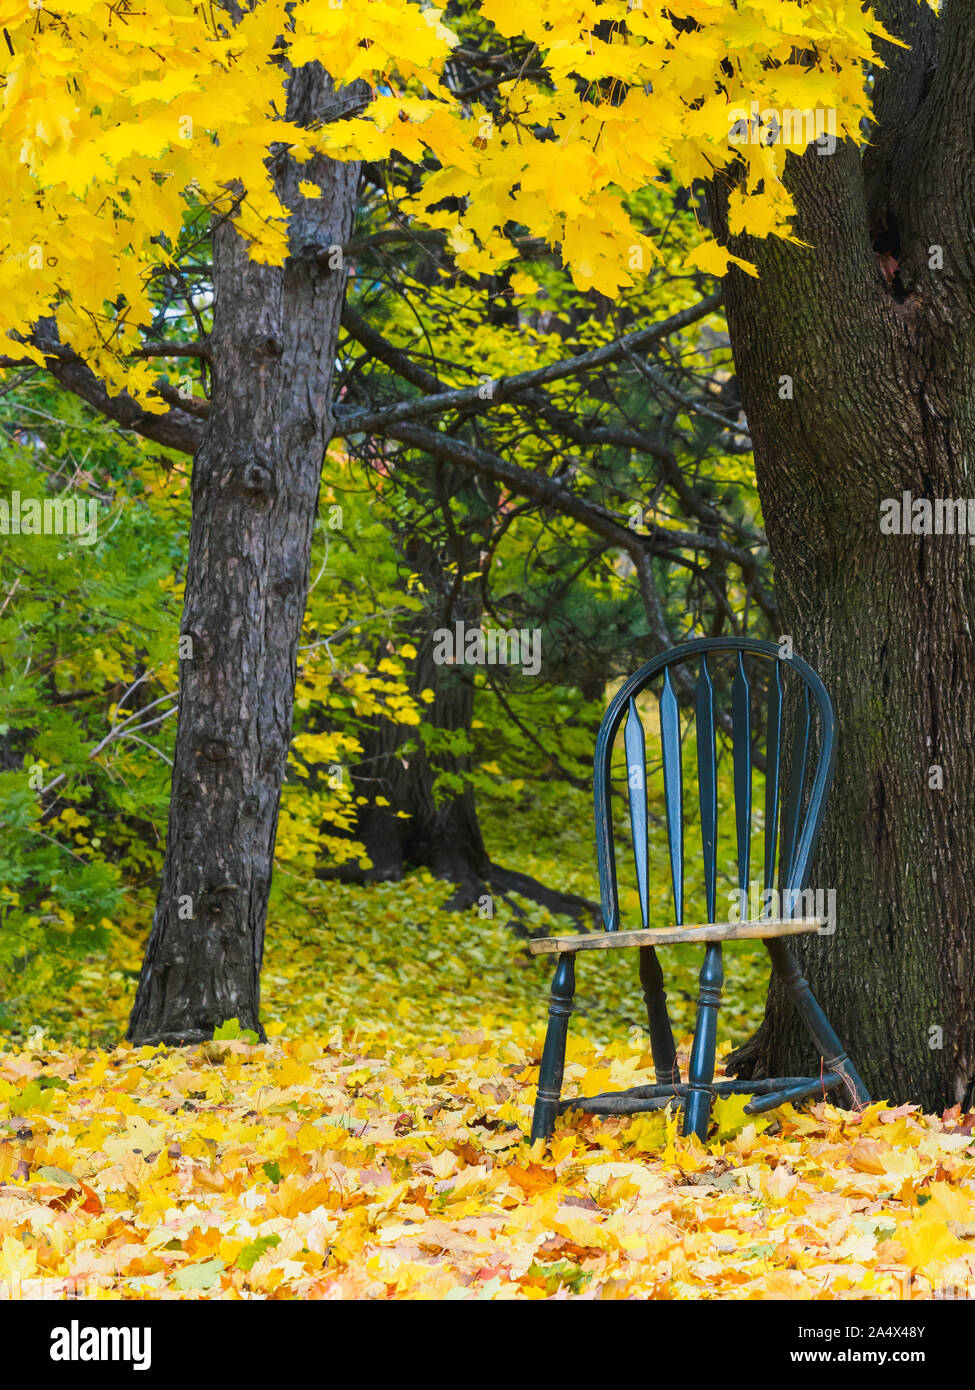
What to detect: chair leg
<box><xmin>530</xmin><ymin>953</ymin><xmax>576</xmax><ymax>1143</ymax></box>
<box><xmin>683</xmin><ymin>942</ymin><xmax>723</xmax><ymax>1140</ymax></box>
<box><xmin>766</xmin><ymin>939</ymin><xmax>871</xmax><ymax>1107</ymax></box>
<box><xmin>639</xmin><ymin>946</ymin><xmax>680</xmax><ymax>1086</ymax></box>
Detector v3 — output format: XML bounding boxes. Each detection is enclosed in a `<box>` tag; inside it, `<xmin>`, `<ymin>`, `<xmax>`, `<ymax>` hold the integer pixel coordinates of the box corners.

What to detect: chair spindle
<box><xmin>624</xmin><ymin>697</ymin><xmax>651</xmax><ymax>928</ymax></box>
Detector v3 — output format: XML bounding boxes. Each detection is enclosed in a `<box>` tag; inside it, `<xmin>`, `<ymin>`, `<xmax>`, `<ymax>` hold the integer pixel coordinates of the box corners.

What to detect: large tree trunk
<box><xmin>713</xmin><ymin>2</ymin><xmax>975</xmax><ymax>1109</ymax></box>
<box><xmin>127</xmin><ymin>65</ymin><xmax>359</xmax><ymax>1044</ymax></box>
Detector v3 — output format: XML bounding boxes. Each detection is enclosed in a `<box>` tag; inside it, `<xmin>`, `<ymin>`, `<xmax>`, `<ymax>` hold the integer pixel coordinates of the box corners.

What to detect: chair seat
<box><xmin>528</xmin><ymin>917</ymin><xmax>823</xmax><ymax>956</ymax></box>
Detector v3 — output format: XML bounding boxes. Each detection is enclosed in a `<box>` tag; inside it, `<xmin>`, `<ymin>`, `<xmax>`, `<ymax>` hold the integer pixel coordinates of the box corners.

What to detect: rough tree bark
<box><xmin>127</xmin><ymin>65</ymin><xmax>359</xmax><ymax>1044</ymax></box>
<box><xmin>713</xmin><ymin>0</ymin><xmax>975</xmax><ymax>1108</ymax></box>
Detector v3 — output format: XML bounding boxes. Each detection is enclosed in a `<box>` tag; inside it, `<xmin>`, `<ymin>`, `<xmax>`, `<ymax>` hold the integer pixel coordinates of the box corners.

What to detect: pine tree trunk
<box><xmin>323</xmin><ymin>521</ymin><xmax>492</xmax><ymax>903</ymax></box>
<box><xmin>127</xmin><ymin>66</ymin><xmax>359</xmax><ymax>1044</ymax></box>
<box><xmin>322</xmin><ymin>517</ymin><xmax>599</xmax><ymax>924</ymax></box>
<box><xmin>393</xmin><ymin>613</ymin><xmax>491</xmax><ymax>903</ymax></box>
<box><xmin>711</xmin><ymin>4</ymin><xmax>975</xmax><ymax>1106</ymax></box>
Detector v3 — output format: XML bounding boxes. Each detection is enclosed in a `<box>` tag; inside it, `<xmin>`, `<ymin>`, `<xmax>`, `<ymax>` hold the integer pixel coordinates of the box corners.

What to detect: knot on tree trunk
<box><xmin>200</xmin><ymin>737</ymin><xmax>233</xmax><ymax>763</ymax></box>
<box><xmin>252</xmin><ymin>334</ymin><xmax>283</xmax><ymax>359</ymax></box>
<box><xmin>201</xmin><ymin>883</ymin><xmax>240</xmax><ymax>920</ymax></box>
<box><xmin>236</xmin><ymin>455</ymin><xmax>276</xmax><ymax>499</ymax></box>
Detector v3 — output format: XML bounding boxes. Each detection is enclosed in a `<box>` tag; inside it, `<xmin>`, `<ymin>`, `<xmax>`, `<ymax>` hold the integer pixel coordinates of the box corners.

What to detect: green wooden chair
<box><xmin>529</xmin><ymin>638</ymin><xmax>869</xmax><ymax>1143</ymax></box>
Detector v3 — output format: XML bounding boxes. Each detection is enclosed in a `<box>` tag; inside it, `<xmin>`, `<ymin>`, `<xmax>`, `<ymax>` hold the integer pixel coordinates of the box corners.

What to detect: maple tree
<box><xmin>2</xmin><ymin>0</ymin><xmax>973</xmax><ymax>1124</ymax></box>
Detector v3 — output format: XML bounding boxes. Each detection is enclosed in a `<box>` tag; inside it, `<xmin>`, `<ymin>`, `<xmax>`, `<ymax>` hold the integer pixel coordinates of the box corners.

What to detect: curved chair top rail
<box><xmin>593</xmin><ymin>637</ymin><xmax>836</xmax><ymax>933</ymax></box>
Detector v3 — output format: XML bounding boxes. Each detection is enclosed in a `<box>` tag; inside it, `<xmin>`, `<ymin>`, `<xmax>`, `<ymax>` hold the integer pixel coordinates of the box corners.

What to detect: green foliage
<box><xmin>236</xmin><ymin>1235</ymin><xmax>281</xmax><ymax>1271</ymax></box>
<box><xmin>213</xmin><ymin>1019</ymin><xmax>260</xmax><ymax>1044</ymax></box>
<box><xmin>171</xmin><ymin>1259</ymin><xmax>225</xmax><ymax>1291</ymax></box>
<box><xmin>0</xmin><ymin>393</ymin><xmax>427</xmax><ymax>1032</ymax></box>
<box><xmin>0</xmin><ymin>377</ymin><xmax>182</xmax><ymax>1028</ymax></box>
<box><xmin>8</xmin><ymin>1078</ymin><xmax>58</xmax><ymax>1115</ymax></box>
<box><xmin>525</xmin><ymin>1259</ymin><xmax>592</xmax><ymax>1295</ymax></box>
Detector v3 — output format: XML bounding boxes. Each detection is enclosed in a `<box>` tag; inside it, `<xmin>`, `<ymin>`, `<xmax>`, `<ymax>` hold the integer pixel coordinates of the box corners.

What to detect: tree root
<box><xmin>484</xmin><ymin>862</ymin><xmax>600</xmax><ymax>932</ymax></box>
<box><xmin>317</xmin><ymin>852</ymin><xmax>601</xmax><ymax>934</ymax></box>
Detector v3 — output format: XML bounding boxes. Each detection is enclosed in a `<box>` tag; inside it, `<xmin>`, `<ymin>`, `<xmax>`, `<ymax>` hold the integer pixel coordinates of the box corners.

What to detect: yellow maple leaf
<box><xmin>685</xmin><ymin>238</ymin><xmax>758</xmax><ymax>280</ymax></box>
<box><xmin>899</xmin><ymin>1205</ymin><xmax>969</xmax><ymax>1273</ymax></box>
<box><xmin>509</xmin><ymin>271</ymin><xmax>539</xmax><ymax>295</ymax></box>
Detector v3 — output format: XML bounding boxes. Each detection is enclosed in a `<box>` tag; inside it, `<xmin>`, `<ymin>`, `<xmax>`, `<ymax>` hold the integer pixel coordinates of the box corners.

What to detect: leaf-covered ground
<box><xmin>2</xmin><ymin>842</ymin><xmax>975</xmax><ymax>1299</ymax></box>
<box><xmin>3</xmin><ymin>1027</ymin><xmax>975</xmax><ymax>1300</ymax></box>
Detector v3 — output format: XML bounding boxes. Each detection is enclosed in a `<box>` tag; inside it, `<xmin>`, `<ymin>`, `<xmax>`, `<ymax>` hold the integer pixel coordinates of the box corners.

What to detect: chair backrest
<box><xmin>593</xmin><ymin>638</ymin><xmax>836</xmax><ymax>932</ymax></box>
